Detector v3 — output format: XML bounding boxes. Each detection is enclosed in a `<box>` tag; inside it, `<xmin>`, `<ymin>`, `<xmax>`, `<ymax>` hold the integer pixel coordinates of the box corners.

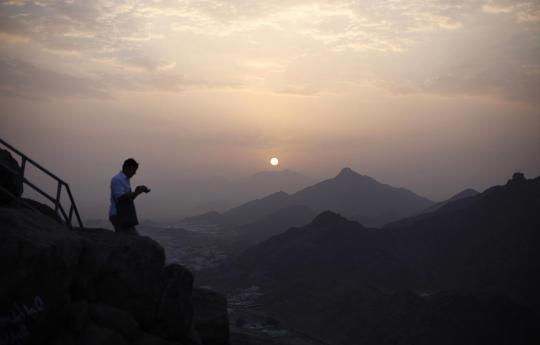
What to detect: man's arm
<box><xmin>112</xmin><ymin>175</ymin><xmax>149</xmax><ymax>203</ymax></box>
<box><xmin>116</xmin><ymin>186</ymin><xmax>150</xmax><ymax>202</ymax></box>
<box><xmin>117</xmin><ymin>189</ymin><xmax>142</xmax><ymax>202</ymax></box>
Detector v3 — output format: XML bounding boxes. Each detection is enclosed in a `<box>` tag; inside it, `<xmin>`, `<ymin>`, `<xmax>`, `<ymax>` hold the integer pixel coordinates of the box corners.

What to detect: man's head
<box><xmin>122</xmin><ymin>158</ymin><xmax>139</xmax><ymax>178</ymax></box>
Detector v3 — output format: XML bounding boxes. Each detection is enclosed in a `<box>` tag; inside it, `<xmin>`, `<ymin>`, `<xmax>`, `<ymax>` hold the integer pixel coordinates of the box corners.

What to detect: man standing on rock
<box><xmin>109</xmin><ymin>158</ymin><xmax>150</xmax><ymax>235</ymax></box>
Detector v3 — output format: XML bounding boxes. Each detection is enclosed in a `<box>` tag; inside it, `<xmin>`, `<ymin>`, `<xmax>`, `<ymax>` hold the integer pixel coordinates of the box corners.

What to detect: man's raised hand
<box><xmin>136</xmin><ymin>185</ymin><xmax>151</xmax><ymax>194</ymax></box>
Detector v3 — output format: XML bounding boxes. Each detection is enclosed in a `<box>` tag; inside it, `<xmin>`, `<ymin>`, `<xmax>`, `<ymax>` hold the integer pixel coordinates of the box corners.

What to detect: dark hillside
<box><xmin>201</xmin><ymin>173</ymin><xmax>540</xmax><ymax>345</ymax></box>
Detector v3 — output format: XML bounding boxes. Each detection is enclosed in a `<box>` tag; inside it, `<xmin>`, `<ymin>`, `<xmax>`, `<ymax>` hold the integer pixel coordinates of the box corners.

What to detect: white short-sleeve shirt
<box><xmin>109</xmin><ymin>171</ymin><xmax>131</xmax><ymax>217</ymax></box>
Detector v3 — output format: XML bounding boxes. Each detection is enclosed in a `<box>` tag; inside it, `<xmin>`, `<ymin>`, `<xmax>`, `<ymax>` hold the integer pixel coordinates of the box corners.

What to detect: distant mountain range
<box><xmin>234</xmin><ymin>205</ymin><xmax>319</xmax><ymax>248</ymax></box>
<box><xmin>384</xmin><ymin>187</ymin><xmax>480</xmax><ymax>229</ymax></box>
<box><xmin>177</xmin><ymin>169</ymin><xmax>318</xmax><ymax>216</ymax></box>
<box><xmin>186</xmin><ymin>167</ymin><xmax>434</xmax><ymax>227</ymax></box>
<box><xmin>199</xmin><ymin>173</ymin><xmax>540</xmax><ymax>345</ymax></box>
<box><xmin>422</xmin><ymin>188</ymin><xmax>479</xmax><ymax>214</ymax></box>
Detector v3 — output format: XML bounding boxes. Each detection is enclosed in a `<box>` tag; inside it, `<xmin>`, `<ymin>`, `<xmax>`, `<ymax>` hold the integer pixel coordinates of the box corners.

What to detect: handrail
<box><xmin>0</xmin><ymin>137</ymin><xmax>84</xmax><ymax>228</ymax></box>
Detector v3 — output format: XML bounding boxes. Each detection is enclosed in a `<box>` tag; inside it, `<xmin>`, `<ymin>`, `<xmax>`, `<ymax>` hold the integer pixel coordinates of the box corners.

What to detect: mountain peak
<box><xmin>507</xmin><ymin>172</ymin><xmax>526</xmax><ymax>185</ymax></box>
<box><xmin>448</xmin><ymin>188</ymin><xmax>479</xmax><ymax>202</ymax></box>
<box><xmin>311</xmin><ymin>210</ymin><xmax>349</xmax><ymax>226</ymax></box>
<box><xmin>269</xmin><ymin>190</ymin><xmax>289</xmax><ymax>198</ymax></box>
<box><xmin>461</xmin><ymin>188</ymin><xmax>479</xmax><ymax>194</ymax></box>
<box><xmin>336</xmin><ymin>167</ymin><xmax>360</xmax><ymax>178</ymax></box>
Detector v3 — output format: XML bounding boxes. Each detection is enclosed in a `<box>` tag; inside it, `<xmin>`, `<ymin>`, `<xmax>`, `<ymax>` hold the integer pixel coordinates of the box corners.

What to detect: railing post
<box><xmin>65</xmin><ymin>185</ymin><xmax>84</xmax><ymax>228</ymax></box>
<box><xmin>21</xmin><ymin>156</ymin><xmax>27</xmax><ymax>179</ymax></box>
<box><xmin>55</xmin><ymin>182</ymin><xmax>62</xmax><ymax>213</ymax></box>
<box><xmin>69</xmin><ymin>204</ymin><xmax>74</xmax><ymax>228</ymax></box>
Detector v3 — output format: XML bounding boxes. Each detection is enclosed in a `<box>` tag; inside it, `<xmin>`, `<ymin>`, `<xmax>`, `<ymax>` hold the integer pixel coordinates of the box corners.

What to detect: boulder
<box><xmin>74</xmin><ymin>228</ymin><xmax>166</xmax><ymax>329</ymax></box>
<box><xmin>89</xmin><ymin>303</ymin><xmax>140</xmax><ymax>341</ymax></box>
<box><xmin>0</xmin><ymin>149</ymin><xmax>23</xmax><ymax>204</ymax></box>
<box><xmin>0</xmin><ymin>149</ymin><xmax>62</xmax><ymax>224</ymax></box>
<box><xmin>135</xmin><ymin>332</ymin><xmax>184</xmax><ymax>345</ymax></box>
<box><xmin>0</xmin><ymin>208</ymin><xmax>83</xmax><ymax>345</ymax></box>
<box><xmin>192</xmin><ymin>288</ymin><xmax>230</xmax><ymax>345</ymax></box>
<box><xmin>153</xmin><ymin>264</ymin><xmax>194</xmax><ymax>341</ymax></box>
<box><xmin>7</xmin><ymin>198</ymin><xmax>63</xmax><ymax>224</ymax></box>
<box><xmin>65</xmin><ymin>299</ymin><xmax>89</xmax><ymax>333</ymax></box>
<box><xmin>78</xmin><ymin>321</ymin><xmax>128</xmax><ymax>345</ymax></box>
<box><xmin>0</xmin><ymin>205</ymin><xmax>230</xmax><ymax>345</ymax></box>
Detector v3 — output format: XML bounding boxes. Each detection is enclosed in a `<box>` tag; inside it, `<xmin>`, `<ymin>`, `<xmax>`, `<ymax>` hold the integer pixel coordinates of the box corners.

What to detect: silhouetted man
<box><xmin>109</xmin><ymin>158</ymin><xmax>150</xmax><ymax>235</ymax></box>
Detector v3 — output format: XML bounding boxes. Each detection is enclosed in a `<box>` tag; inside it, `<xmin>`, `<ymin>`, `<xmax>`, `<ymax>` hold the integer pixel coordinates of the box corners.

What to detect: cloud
<box><xmin>1</xmin><ymin>1</ymin><xmax>539</xmax><ymax>103</ymax></box>
<box><xmin>420</xmin><ymin>69</ymin><xmax>540</xmax><ymax>104</ymax></box>
<box><xmin>102</xmin><ymin>70</ymin><xmax>240</xmax><ymax>93</ymax></box>
<box><xmin>0</xmin><ymin>58</ymin><xmax>108</xmax><ymax>99</ymax></box>
<box><xmin>483</xmin><ymin>0</ymin><xmax>540</xmax><ymax>23</ymax></box>
<box><xmin>377</xmin><ymin>61</ymin><xmax>540</xmax><ymax>104</ymax></box>
<box><xmin>0</xmin><ymin>0</ymin><xmax>472</xmax><ymax>56</ymax></box>
<box><xmin>0</xmin><ymin>56</ymin><xmax>239</xmax><ymax>100</ymax></box>
<box><xmin>0</xmin><ymin>0</ymin><xmax>164</xmax><ymax>69</ymax></box>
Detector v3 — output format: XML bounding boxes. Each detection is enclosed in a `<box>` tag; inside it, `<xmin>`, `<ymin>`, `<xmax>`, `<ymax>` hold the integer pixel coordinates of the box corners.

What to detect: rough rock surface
<box><xmin>192</xmin><ymin>288</ymin><xmax>229</xmax><ymax>345</ymax></box>
<box><xmin>0</xmin><ymin>202</ymin><xmax>229</xmax><ymax>345</ymax></box>
<box><xmin>6</xmin><ymin>198</ymin><xmax>63</xmax><ymax>224</ymax></box>
<box><xmin>0</xmin><ymin>149</ymin><xmax>23</xmax><ymax>204</ymax></box>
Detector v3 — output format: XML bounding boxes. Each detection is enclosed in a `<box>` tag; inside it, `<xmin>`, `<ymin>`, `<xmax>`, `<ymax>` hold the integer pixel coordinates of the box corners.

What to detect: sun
<box><xmin>270</xmin><ymin>157</ymin><xmax>279</xmax><ymax>166</ymax></box>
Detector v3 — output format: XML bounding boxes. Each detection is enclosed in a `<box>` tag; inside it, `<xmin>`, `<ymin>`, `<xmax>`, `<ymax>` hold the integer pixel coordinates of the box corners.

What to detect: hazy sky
<box><xmin>1</xmin><ymin>0</ymin><xmax>540</xmax><ymax>220</ymax></box>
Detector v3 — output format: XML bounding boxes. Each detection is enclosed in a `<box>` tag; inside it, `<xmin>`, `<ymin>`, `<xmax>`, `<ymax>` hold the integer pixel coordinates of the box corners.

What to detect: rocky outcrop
<box><xmin>0</xmin><ymin>202</ymin><xmax>229</xmax><ymax>345</ymax></box>
<box><xmin>6</xmin><ymin>198</ymin><xmax>63</xmax><ymax>224</ymax></box>
<box><xmin>0</xmin><ymin>149</ymin><xmax>23</xmax><ymax>204</ymax></box>
<box><xmin>192</xmin><ymin>289</ymin><xmax>229</xmax><ymax>345</ymax></box>
<box><xmin>0</xmin><ymin>149</ymin><xmax>62</xmax><ymax>224</ymax></box>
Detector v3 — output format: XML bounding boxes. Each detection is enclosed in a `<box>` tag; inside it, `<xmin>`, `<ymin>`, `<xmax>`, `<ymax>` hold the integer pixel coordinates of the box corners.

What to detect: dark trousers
<box><xmin>109</xmin><ymin>215</ymin><xmax>139</xmax><ymax>235</ymax></box>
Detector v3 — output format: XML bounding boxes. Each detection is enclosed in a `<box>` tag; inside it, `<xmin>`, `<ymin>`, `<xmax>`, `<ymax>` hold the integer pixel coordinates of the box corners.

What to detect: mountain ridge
<box><xmin>186</xmin><ymin>167</ymin><xmax>434</xmax><ymax>227</ymax></box>
<box><xmin>198</xmin><ymin>173</ymin><xmax>540</xmax><ymax>345</ymax></box>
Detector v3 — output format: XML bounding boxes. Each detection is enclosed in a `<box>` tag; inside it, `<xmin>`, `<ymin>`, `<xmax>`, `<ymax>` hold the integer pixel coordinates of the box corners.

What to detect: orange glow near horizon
<box><xmin>1</xmin><ymin>0</ymin><xmax>539</xmax><ymax>220</ymax></box>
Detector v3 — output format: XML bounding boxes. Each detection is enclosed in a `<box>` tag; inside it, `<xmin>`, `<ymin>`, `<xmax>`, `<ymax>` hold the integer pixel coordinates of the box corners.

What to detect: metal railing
<box><xmin>0</xmin><ymin>138</ymin><xmax>84</xmax><ymax>228</ymax></box>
